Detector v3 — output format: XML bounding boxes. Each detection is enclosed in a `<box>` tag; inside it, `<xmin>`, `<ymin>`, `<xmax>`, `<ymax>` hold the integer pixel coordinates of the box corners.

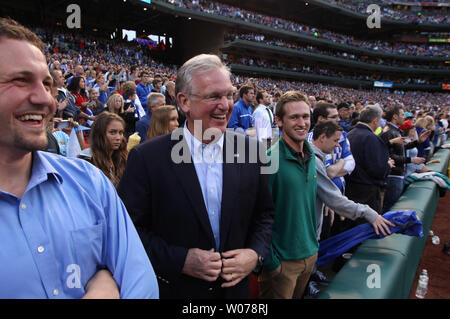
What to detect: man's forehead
<box><xmin>328</xmin><ymin>108</ymin><xmax>338</xmax><ymax>114</ymax></box>
<box><xmin>285</xmin><ymin>101</ymin><xmax>310</xmax><ymax>114</ymax></box>
<box><xmin>0</xmin><ymin>39</ymin><xmax>49</xmax><ymax>74</ymax></box>
<box><xmin>192</xmin><ymin>68</ymin><xmax>232</xmax><ymax>91</ymax></box>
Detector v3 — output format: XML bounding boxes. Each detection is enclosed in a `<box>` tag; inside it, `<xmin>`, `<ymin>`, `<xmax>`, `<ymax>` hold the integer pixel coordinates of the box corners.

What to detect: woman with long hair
<box><xmin>106</xmin><ymin>93</ymin><xmax>138</xmax><ymax>139</ymax></box>
<box><xmin>67</xmin><ymin>76</ymin><xmax>89</xmax><ymax>112</ymax></box>
<box><xmin>79</xmin><ymin>112</ymin><xmax>128</xmax><ymax>187</ymax></box>
<box><xmin>147</xmin><ymin>105</ymin><xmax>179</xmax><ymax>140</ymax></box>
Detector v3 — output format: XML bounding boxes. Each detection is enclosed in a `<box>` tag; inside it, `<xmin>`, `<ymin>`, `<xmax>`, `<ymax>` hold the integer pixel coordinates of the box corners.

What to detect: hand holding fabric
<box><xmin>371</xmin><ymin>215</ymin><xmax>395</xmax><ymax>236</ymax></box>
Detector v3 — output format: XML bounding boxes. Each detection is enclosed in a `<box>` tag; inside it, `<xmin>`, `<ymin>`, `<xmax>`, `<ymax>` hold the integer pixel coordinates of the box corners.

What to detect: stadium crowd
<box><xmin>165</xmin><ymin>0</ymin><xmax>449</xmax><ymax>57</ymax></box>
<box><xmin>330</xmin><ymin>0</ymin><xmax>449</xmax><ymax>24</ymax></box>
<box><xmin>224</xmin><ymin>54</ymin><xmax>442</xmax><ymax>85</ymax></box>
<box><xmin>1</xmin><ymin>16</ymin><xmax>449</xmax><ymax>300</ymax></box>
<box><xmin>225</xmin><ymin>32</ymin><xmax>449</xmax><ymax>70</ymax></box>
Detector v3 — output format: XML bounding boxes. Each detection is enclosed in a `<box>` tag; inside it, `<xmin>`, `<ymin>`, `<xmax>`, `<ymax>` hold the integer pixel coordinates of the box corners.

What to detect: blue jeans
<box><xmin>382</xmin><ymin>177</ymin><xmax>404</xmax><ymax>213</ymax></box>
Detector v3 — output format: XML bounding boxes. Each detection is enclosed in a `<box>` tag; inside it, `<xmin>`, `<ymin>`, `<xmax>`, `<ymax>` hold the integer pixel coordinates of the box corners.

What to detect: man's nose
<box><xmin>297</xmin><ymin>117</ymin><xmax>305</xmax><ymax>126</ymax></box>
<box><xmin>218</xmin><ymin>95</ymin><xmax>230</xmax><ymax>108</ymax></box>
<box><xmin>30</xmin><ymin>82</ymin><xmax>54</xmax><ymax>108</ymax></box>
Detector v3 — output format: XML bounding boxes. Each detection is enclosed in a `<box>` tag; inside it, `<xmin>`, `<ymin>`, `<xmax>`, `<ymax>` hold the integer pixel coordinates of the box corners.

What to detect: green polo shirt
<box><xmin>265</xmin><ymin>137</ymin><xmax>318</xmax><ymax>271</ymax></box>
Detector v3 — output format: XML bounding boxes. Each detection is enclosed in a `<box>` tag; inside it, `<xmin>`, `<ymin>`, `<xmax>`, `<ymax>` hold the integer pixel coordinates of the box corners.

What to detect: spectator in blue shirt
<box><xmin>0</xmin><ymin>17</ymin><xmax>158</xmax><ymax>299</ymax></box>
<box><xmin>227</xmin><ymin>84</ymin><xmax>255</xmax><ymax>133</ymax></box>
<box><xmin>136</xmin><ymin>71</ymin><xmax>152</xmax><ymax>112</ymax></box>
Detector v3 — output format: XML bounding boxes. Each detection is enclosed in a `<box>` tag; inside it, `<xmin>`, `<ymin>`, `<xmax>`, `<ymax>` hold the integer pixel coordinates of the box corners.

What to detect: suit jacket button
<box><xmin>208</xmin><ymin>288</ymin><xmax>213</xmax><ymax>292</ymax></box>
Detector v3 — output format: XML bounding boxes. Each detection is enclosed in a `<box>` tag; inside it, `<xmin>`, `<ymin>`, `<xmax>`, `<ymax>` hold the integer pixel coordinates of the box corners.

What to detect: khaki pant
<box><xmin>258</xmin><ymin>252</ymin><xmax>318</xmax><ymax>299</ymax></box>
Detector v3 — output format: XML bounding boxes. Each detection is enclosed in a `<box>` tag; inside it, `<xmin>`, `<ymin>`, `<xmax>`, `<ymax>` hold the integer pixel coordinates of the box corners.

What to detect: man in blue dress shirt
<box><xmin>0</xmin><ymin>18</ymin><xmax>158</xmax><ymax>299</ymax></box>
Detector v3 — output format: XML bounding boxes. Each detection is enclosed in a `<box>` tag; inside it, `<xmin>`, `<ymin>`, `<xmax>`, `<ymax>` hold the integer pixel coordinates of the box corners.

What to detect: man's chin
<box><xmin>14</xmin><ymin>135</ymin><xmax>48</xmax><ymax>152</ymax></box>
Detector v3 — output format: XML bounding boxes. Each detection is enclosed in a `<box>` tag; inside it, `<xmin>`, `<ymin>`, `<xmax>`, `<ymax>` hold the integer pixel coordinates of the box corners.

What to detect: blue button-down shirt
<box><xmin>136</xmin><ymin>82</ymin><xmax>151</xmax><ymax>110</ymax></box>
<box><xmin>0</xmin><ymin>151</ymin><xmax>159</xmax><ymax>299</ymax></box>
<box><xmin>184</xmin><ymin>124</ymin><xmax>223</xmax><ymax>250</ymax></box>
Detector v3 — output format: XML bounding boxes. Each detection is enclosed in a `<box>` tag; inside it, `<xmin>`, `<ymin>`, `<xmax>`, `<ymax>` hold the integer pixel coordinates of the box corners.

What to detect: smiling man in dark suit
<box><xmin>118</xmin><ymin>54</ymin><xmax>274</xmax><ymax>299</ymax></box>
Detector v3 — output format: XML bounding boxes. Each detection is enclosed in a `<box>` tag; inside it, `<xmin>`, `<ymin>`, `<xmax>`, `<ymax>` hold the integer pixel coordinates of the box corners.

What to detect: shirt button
<box><xmin>37</xmin><ymin>246</ymin><xmax>45</xmax><ymax>253</ymax></box>
<box><xmin>210</xmin><ymin>189</ymin><xmax>214</xmax><ymax>193</ymax></box>
<box><xmin>212</xmin><ymin>211</ymin><xmax>216</xmax><ymax>216</ymax></box>
<box><xmin>21</xmin><ymin>203</ymin><xmax>27</xmax><ymax>210</ymax></box>
<box><xmin>53</xmin><ymin>289</ymin><xmax>59</xmax><ymax>296</ymax></box>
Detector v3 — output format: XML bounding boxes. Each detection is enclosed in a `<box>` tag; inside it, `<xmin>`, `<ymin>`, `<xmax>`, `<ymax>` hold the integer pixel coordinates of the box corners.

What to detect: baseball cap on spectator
<box><xmin>337</xmin><ymin>102</ymin><xmax>350</xmax><ymax>110</ymax></box>
<box><xmin>404</xmin><ymin>112</ymin><xmax>413</xmax><ymax>118</ymax></box>
<box><xmin>399</xmin><ymin>120</ymin><xmax>413</xmax><ymax>131</ymax></box>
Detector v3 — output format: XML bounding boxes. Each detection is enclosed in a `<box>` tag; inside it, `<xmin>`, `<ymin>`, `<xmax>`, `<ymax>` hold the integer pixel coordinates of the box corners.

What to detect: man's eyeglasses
<box><xmin>190</xmin><ymin>91</ymin><xmax>234</xmax><ymax>103</ymax></box>
<box><xmin>327</xmin><ymin>115</ymin><xmax>339</xmax><ymax>119</ymax></box>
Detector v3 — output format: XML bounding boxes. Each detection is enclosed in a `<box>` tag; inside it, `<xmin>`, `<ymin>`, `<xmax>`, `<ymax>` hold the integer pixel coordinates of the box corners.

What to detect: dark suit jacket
<box><xmin>347</xmin><ymin>123</ymin><xmax>391</xmax><ymax>187</ymax></box>
<box><xmin>117</xmin><ymin>129</ymin><xmax>274</xmax><ymax>299</ymax></box>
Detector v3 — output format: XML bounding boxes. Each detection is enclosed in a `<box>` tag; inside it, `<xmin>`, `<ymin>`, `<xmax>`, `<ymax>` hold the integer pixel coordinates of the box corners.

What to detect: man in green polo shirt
<box><xmin>259</xmin><ymin>91</ymin><xmax>318</xmax><ymax>299</ymax></box>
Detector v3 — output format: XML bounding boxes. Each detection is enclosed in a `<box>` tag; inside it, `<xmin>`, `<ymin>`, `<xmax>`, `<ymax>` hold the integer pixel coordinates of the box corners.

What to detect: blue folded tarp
<box><xmin>316</xmin><ymin>211</ymin><xmax>424</xmax><ymax>267</ymax></box>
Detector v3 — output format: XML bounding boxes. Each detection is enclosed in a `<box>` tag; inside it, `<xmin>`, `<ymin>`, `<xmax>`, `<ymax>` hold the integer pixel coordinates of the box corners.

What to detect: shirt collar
<box><xmin>27</xmin><ymin>151</ymin><xmax>63</xmax><ymax>191</ymax></box>
<box><xmin>183</xmin><ymin>122</ymin><xmax>224</xmax><ymax>162</ymax></box>
<box><xmin>281</xmin><ymin>137</ymin><xmax>312</xmax><ymax>162</ymax></box>
<box><xmin>388</xmin><ymin>122</ymin><xmax>399</xmax><ymax>130</ymax></box>
<box><xmin>256</xmin><ymin>104</ymin><xmax>268</xmax><ymax>111</ymax></box>
<box><xmin>240</xmin><ymin>98</ymin><xmax>252</xmax><ymax>109</ymax></box>
<box><xmin>357</xmin><ymin>122</ymin><xmax>375</xmax><ymax>132</ymax></box>
<box><xmin>310</xmin><ymin>143</ymin><xmax>325</xmax><ymax>161</ymax></box>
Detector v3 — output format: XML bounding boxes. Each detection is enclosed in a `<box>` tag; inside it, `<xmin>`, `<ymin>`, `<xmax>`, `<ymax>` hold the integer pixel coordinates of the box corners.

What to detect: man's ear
<box><xmin>275</xmin><ymin>115</ymin><xmax>283</xmax><ymax>130</ymax></box>
<box><xmin>177</xmin><ymin>92</ymin><xmax>190</xmax><ymax>116</ymax></box>
<box><xmin>318</xmin><ymin>133</ymin><xmax>326</xmax><ymax>144</ymax></box>
<box><xmin>318</xmin><ymin>115</ymin><xmax>326</xmax><ymax>122</ymax></box>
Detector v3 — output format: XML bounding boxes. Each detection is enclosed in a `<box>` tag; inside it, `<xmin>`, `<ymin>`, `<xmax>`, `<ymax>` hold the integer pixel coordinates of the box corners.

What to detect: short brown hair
<box><xmin>276</xmin><ymin>91</ymin><xmax>310</xmax><ymax>120</ymax></box>
<box><xmin>0</xmin><ymin>17</ymin><xmax>44</xmax><ymax>51</ymax></box>
<box><xmin>256</xmin><ymin>90</ymin><xmax>267</xmax><ymax>104</ymax></box>
<box><xmin>384</xmin><ymin>105</ymin><xmax>403</xmax><ymax>122</ymax></box>
<box><xmin>122</xmin><ymin>81</ymin><xmax>137</xmax><ymax>100</ymax></box>
<box><xmin>239</xmin><ymin>85</ymin><xmax>254</xmax><ymax>98</ymax></box>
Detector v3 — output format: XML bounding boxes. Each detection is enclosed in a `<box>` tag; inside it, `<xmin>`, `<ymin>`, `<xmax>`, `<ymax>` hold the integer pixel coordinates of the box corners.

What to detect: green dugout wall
<box><xmin>319</xmin><ymin>148</ymin><xmax>450</xmax><ymax>299</ymax></box>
